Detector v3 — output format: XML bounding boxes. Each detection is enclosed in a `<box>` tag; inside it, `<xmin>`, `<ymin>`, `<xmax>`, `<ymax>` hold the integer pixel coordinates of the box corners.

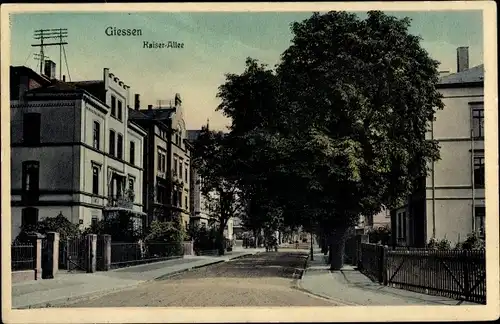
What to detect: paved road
<box><xmin>62</xmin><ymin>251</ymin><xmax>339</xmax><ymax>307</ymax></box>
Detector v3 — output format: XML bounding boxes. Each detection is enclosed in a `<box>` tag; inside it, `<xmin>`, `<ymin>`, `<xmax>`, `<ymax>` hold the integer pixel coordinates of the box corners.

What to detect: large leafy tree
<box><xmin>275</xmin><ymin>11</ymin><xmax>443</xmax><ymax>268</ymax></box>
<box><xmin>214</xmin><ymin>11</ymin><xmax>443</xmax><ymax>269</ymax></box>
<box><xmin>191</xmin><ymin>127</ymin><xmax>244</xmax><ymax>255</ymax></box>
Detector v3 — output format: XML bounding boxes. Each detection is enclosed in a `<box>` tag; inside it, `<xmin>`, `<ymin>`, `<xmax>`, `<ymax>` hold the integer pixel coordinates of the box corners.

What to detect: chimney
<box><xmin>175</xmin><ymin>93</ymin><xmax>182</xmax><ymax>107</ymax></box>
<box><xmin>456</xmin><ymin>47</ymin><xmax>469</xmax><ymax>73</ymax></box>
<box><xmin>43</xmin><ymin>60</ymin><xmax>56</xmax><ymax>79</ymax></box>
<box><xmin>148</xmin><ymin>104</ymin><xmax>153</xmax><ymax>110</ymax></box>
<box><xmin>134</xmin><ymin>94</ymin><xmax>140</xmax><ymax>110</ymax></box>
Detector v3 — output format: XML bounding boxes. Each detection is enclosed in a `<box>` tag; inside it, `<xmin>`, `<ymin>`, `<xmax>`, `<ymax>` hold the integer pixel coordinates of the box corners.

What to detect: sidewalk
<box><xmin>299</xmin><ymin>252</ymin><xmax>478</xmax><ymax>306</ymax></box>
<box><xmin>12</xmin><ymin>249</ymin><xmax>262</xmax><ymax>309</ymax></box>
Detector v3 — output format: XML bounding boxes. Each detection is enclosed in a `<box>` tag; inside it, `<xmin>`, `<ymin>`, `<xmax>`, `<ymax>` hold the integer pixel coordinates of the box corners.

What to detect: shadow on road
<box><xmin>166</xmin><ymin>252</ymin><xmax>309</xmax><ymax>280</ymax></box>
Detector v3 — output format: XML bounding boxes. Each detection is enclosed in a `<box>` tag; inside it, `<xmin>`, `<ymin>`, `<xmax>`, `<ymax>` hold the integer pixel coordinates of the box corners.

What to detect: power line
<box><xmin>62</xmin><ymin>44</ymin><xmax>71</xmax><ymax>82</ymax></box>
<box><xmin>31</xmin><ymin>28</ymin><xmax>68</xmax><ymax>78</ymax></box>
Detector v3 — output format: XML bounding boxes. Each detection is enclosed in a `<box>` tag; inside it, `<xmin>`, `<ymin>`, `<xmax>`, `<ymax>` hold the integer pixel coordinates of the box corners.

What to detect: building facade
<box><xmin>10</xmin><ymin>65</ymin><xmax>146</xmax><ymax>240</ymax></box>
<box><xmin>187</xmin><ymin>130</ymin><xmax>211</xmax><ymax>228</ymax></box>
<box><xmin>129</xmin><ymin>94</ymin><xmax>191</xmax><ymax>230</ymax></box>
<box><xmin>391</xmin><ymin>47</ymin><xmax>485</xmax><ymax>247</ymax></box>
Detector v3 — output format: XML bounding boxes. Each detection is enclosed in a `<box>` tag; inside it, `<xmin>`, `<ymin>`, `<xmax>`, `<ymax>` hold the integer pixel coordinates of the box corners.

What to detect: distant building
<box><xmin>186</xmin><ymin>130</ymin><xmax>211</xmax><ymax>228</ymax></box>
<box><xmin>129</xmin><ymin>95</ymin><xmax>191</xmax><ymax>229</ymax></box>
<box><xmin>10</xmin><ymin>64</ymin><xmax>147</xmax><ymax>239</ymax></box>
<box><xmin>391</xmin><ymin>47</ymin><xmax>485</xmax><ymax>247</ymax></box>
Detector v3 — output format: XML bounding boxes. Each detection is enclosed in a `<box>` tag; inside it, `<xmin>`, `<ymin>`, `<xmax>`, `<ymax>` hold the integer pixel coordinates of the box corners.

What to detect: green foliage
<box><xmin>211</xmin><ymin>11</ymin><xmax>443</xmax><ymax>266</ymax></box>
<box><xmin>188</xmin><ymin>224</ymin><xmax>219</xmax><ymax>254</ymax></box>
<box><xmin>15</xmin><ymin>213</ymin><xmax>81</xmax><ymax>243</ymax></box>
<box><xmin>145</xmin><ymin>220</ymin><xmax>184</xmax><ymax>243</ymax></box>
<box><xmin>367</xmin><ymin>225</ymin><xmax>391</xmax><ymax>245</ymax></box>
<box><xmin>427</xmin><ymin>237</ymin><xmax>452</xmax><ymax>250</ymax></box>
<box><xmin>82</xmin><ymin>211</ymin><xmax>143</xmax><ymax>243</ymax></box>
<box><xmin>459</xmin><ymin>233</ymin><xmax>485</xmax><ymax>250</ymax></box>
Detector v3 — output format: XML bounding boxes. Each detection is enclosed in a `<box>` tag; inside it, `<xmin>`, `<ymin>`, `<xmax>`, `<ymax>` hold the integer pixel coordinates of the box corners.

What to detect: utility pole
<box><xmin>32</xmin><ymin>28</ymin><xmax>68</xmax><ymax>79</ymax></box>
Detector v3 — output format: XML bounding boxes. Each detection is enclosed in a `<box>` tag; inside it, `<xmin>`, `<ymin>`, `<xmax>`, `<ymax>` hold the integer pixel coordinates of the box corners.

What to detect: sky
<box><xmin>10</xmin><ymin>10</ymin><xmax>484</xmax><ymax>131</ymax></box>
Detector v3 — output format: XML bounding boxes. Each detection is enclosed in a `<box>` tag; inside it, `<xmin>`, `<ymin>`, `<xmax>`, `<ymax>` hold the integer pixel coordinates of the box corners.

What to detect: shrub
<box><xmin>189</xmin><ymin>224</ymin><xmax>219</xmax><ymax>254</ymax></box>
<box><xmin>459</xmin><ymin>233</ymin><xmax>485</xmax><ymax>250</ymax></box>
<box><xmin>368</xmin><ymin>225</ymin><xmax>391</xmax><ymax>245</ymax></box>
<box><xmin>82</xmin><ymin>211</ymin><xmax>144</xmax><ymax>243</ymax></box>
<box><xmin>14</xmin><ymin>213</ymin><xmax>80</xmax><ymax>243</ymax></box>
<box><xmin>427</xmin><ymin>237</ymin><xmax>451</xmax><ymax>250</ymax></box>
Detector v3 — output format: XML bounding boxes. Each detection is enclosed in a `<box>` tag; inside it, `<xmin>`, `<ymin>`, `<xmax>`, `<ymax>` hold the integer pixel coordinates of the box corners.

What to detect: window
<box><xmin>185</xmin><ymin>164</ymin><xmax>188</xmax><ymax>181</ymax></box>
<box><xmin>157</xmin><ymin>150</ymin><xmax>166</xmax><ymax>172</ymax></box>
<box><xmin>117</xmin><ymin>134</ymin><xmax>123</xmax><ymax>159</ymax></box>
<box><xmin>185</xmin><ymin>196</ymin><xmax>188</xmax><ymax>209</ymax></box>
<box><xmin>109</xmin><ymin>130</ymin><xmax>116</xmax><ymax>156</ymax></box>
<box><xmin>475</xmin><ymin>206</ymin><xmax>486</xmax><ymax>237</ymax></box>
<box><xmin>117</xmin><ymin>100</ymin><xmax>123</xmax><ymax>121</ymax></box>
<box><xmin>472</xmin><ymin>107</ymin><xmax>484</xmax><ymax>139</ymax></box>
<box><xmin>111</xmin><ymin>96</ymin><xmax>116</xmax><ymax>117</ymax></box>
<box><xmin>21</xmin><ymin>207</ymin><xmax>39</xmax><ymax>228</ymax></box>
<box><xmin>92</xmin><ymin>166</ymin><xmax>99</xmax><ymax>195</ymax></box>
<box><xmin>178</xmin><ymin>191</ymin><xmax>182</xmax><ymax>207</ymax></box>
<box><xmin>93</xmin><ymin>121</ymin><xmax>100</xmax><ymax>150</ymax></box>
<box><xmin>129</xmin><ymin>141</ymin><xmax>135</xmax><ymax>165</ymax></box>
<box><xmin>474</xmin><ymin>156</ymin><xmax>485</xmax><ymax>188</ymax></box>
<box><xmin>172</xmin><ymin>190</ymin><xmax>178</xmax><ymax>206</ymax></box>
<box><xmin>23</xmin><ymin>113</ymin><xmax>41</xmax><ymax>144</ymax></box>
<box><xmin>128</xmin><ymin>177</ymin><xmax>134</xmax><ymax>192</ymax></box>
<box><xmin>179</xmin><ymin>161</ymin><xmax>183</xmax><ymax>178</ymax></box>
<box><xmin>22</xmin><ymin>161</ymin><xmax>39</xmax><ymax>192</ymax></box>
<box><xmin>91</xmin><ymin>217</ymin><xmax>98</xmax><ymax>227</ymax></box>
<box><xmin>173</xmin><ymin>158</ymin><xmax>178</xmax><ymax>176</ymax></box>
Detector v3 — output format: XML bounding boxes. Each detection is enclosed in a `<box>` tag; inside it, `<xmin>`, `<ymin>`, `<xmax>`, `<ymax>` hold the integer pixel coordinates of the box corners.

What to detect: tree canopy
<box><xmin>196</xmin><ymin>11</ymin><xmax>443</xmax><ymax>267</ymax></box>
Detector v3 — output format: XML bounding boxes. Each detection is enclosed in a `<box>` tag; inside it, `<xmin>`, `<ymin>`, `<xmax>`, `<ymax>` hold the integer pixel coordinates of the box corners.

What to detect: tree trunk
<box><xmin>329</xmin><ymin>226</ymin><xmax>349</xmax><ymax>270</ymax></box>
<box><xmin>217</xmin><ymin>221</ymin><xmax>227</xmax><ymax>256</ymax></box>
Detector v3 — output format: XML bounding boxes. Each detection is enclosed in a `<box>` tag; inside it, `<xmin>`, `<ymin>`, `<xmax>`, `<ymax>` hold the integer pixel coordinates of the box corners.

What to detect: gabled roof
<box><xmin>438</xmin><ymin>64</ymin><xmax>484</xmax><ymax>86</ymax></box>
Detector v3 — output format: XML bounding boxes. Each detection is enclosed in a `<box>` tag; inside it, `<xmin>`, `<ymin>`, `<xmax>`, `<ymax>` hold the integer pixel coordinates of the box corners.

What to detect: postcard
<box><xmin>1</xmin><ymin>2</ymin><xmax>498</xmax><ymax>323</ymax></box>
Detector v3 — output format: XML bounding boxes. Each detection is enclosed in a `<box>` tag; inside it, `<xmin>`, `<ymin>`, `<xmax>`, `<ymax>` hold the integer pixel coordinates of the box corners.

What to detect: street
<box><xmin>61</xmin><ymin>252</ymin><xmax>338</xmax><ymax>307</ymax></box>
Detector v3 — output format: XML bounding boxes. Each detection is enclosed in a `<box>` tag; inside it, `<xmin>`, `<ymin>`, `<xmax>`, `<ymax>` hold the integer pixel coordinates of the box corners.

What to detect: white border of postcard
<box><xmin>1</xmin><ymin>2</ymin><xmax>499</xmax><ymax>323</ymax></box>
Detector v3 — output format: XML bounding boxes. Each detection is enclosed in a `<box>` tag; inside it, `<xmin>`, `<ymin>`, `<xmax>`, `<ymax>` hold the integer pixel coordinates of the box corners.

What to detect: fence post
<box><xmin>462</xmin><ymin>249</ymin><xmax>470</xmax><ymax>299</ymax></box>
<box><xmin>98</xmin><ymin>234</ymin><xmax>111</xmax><ymax>271</ymax></box>
<box><xmin>43</xmin><ymin>232</ymin><xmax>60</xmax><ymax>279</ymax></box>
<box><xmin>357</xmin><ymin>234</ymin><xmax>369</xmax><ymax>269</ymax></box>
<box><xmin>382</xmin><ymin>245</ymin><xmax>389</xmax><ymax>285</ymax></box>
<box><xmin>27</xmin><ymin>233</ymin><xmax>43</xmax><ymax>280</ymax></box>
<box><xmin>86</xmin><ymin>234</ymin><xmax>97</xmax><ymax>273</ymax></box>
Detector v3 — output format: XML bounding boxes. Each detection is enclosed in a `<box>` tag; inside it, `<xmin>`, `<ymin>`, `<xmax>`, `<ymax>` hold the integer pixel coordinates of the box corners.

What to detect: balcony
<box><xmin>107</xmin><ymin>190</ymin><xmax>135</xmax><ymax>209</ymax></box>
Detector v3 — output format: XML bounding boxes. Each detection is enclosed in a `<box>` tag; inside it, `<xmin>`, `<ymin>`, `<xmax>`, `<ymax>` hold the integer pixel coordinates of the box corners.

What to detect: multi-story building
<box><xmin>129</xmin><ymin>95</ymin><xmax>191</xmax><ymax>229</ymax></box>
<box><xmin>10</xmin><ymin>63</ymin><xmax>147</xmax><ymax>239</ymax></box>
<box><xmin>391</xmin><ymin>47</ymin><xmax>485</xmax><ymax>247</ymax></box>
<box><xmin>187</xmin><ymin>130</ymin><xmax>211</xmax><ymax>228</ymax></box>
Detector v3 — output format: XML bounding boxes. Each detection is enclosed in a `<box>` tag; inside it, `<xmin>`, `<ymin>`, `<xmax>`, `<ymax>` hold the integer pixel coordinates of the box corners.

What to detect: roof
<box><xmin>67</xmin><ymin>80</ymin><xmax>105</xmax><ymax>101</ymax></box>
<box><xmin>187</xmin><ymin>130</ymin><xmax>201</xmax><ymax>141</ymax></box>
<box><xmin>140</xmin><ymin>107</ymin><xmax>176</xmax><ymax>120</ymax></box>
<box><xmin>27</xmin><ymin>80</ymin><xmax>83</xmax><ymax>93</ymax></box>
<box><xmin>438</xmin><ymin>64</ymin><xmax>484</xmax><ymax>86</ymax></box>
<box><xmin>128</xmin><ymin>107</ymin><xmax>149</xmax><ymax>120</ymax></box>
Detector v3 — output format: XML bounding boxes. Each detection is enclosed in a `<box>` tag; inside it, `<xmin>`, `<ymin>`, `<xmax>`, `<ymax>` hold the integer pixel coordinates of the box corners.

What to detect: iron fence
<box><xmin>110</xmin><ymin>242</ymin><xmax>183</xmax><ymax>269</ymax></box>
<box><xmin>11</xmin><ymin>243</ymin><xmax>35</xmax><ymax>271</ymax></box>
<box><xmin>358</xmin><ymin>242</ymin><xmax>486</xmax><ymax>304</ymax></box>
<box><xmin>386</xmin><ymin>249</ymin><xmax>486</xmax><ymax>304</ymax></box>
<box><xmin>359</xmin><ymin>243</ymin><xmax>385</xmax><ymax>282</ymax></box>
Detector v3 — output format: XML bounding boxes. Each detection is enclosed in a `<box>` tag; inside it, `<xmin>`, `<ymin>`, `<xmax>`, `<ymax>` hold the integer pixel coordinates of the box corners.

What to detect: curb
<box><xmin>294</xmin><ymin>253</ymin><xmax>360</xmax><ymax>307</ymax></box>
<box><xmin>19</xmin><ymin>254</ymin><xmax>253</xmax><ymax>309</ymax></box>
